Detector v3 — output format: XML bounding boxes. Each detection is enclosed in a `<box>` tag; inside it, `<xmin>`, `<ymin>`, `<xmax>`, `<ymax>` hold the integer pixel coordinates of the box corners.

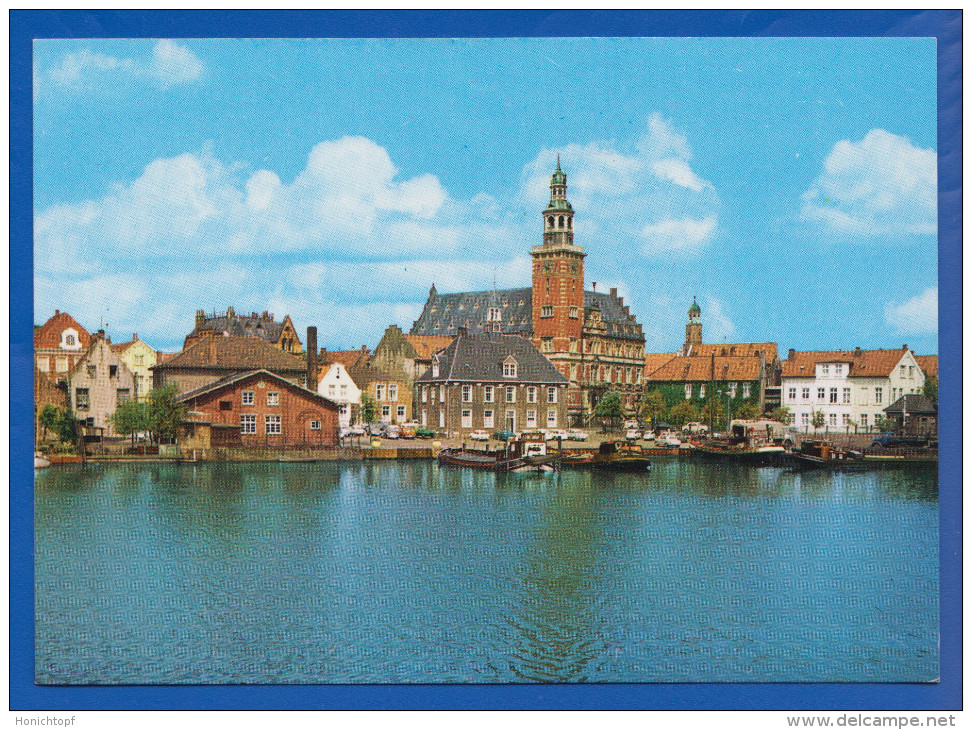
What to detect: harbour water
<box><xmin>35</xmin><ymin>460</ymin><xmax>938</xmax><ymax>684</ymax></box>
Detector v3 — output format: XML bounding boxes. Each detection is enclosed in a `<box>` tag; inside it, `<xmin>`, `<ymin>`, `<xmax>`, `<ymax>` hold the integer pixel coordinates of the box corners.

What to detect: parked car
<box><xmin>339</xmin><ymin>426</ymin><xmax>366</xmax><ymax>439</ymax></box>
<box><xmin>414</xmin><ymin>427</ymin><xmax>437</xmax><ymax>439</ymax></box>
<box><xmin>469</xmin><ymin>430</ymin><xmax>490</xmax><ymax>441</ymax></box>
<box><xmin>545</xmin><ymin>428</ymin><xmax>569</xmax><ymax>441</ymax></box>
<box><xmin>566</xmin><ymin>429</ymin><xmax>588</xmax><ymax>441</ymax></box>
<box><xmin>493</xmin><ymin>430</ymin><xmax>517</xmax><ymax>442</ymax></box>
<box><xmin>682</xmin><ymin>421</ymin><xmax>709</xmax><ymax>435</ymax></box>
<box><xmin>625</xmin><ymin>428</ymin><xmax>642</xmax><ymax>441</ymax></box>
<box><xmin>657</xmin><ymin>434</ymin><xmax>682</xmax><ymax>447</ymax></box>
<box><xmin>398</xmin><ymin>422</ymin><xmax>419</xmax><ymax>439</ymax></box>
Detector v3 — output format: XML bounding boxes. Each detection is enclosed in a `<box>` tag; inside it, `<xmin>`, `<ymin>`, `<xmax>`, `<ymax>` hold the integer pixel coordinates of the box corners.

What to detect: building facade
<box><xmin>34</xmin><ymin>310</ymin><xmax>92</xmax><ymax>386</ymax></box>
<box><xmin>69</xmin><ymin>332</ymin><xmax>137</xmax><ymax>437</ymax></box>
<box><xmin>178</xmin><ymin>369</ymin><xmax>339</xmax><ymax>448</ymax></box>
<box><xmin>184</xmin><ymin>307</ymin><xmax>303</xmax><ymax>353</ymax></box>
<box><xmin>316</xmin><ymin>362</ymin><xmax>361</xmax><ymax>427</ymax></box>
<box><xmin>409</xmin><ymin>160</ymin><xmax>645</xmax><ymax>425</ymax></box>
<box><xmin>111</xmin><ymin>334</ymin><xmax>160</xmax><ymax>402</ymax></box>
<box><xmin>781</xmin><ymin>346</ymin><xmax>925</xmax><ymax>434</ymax></box>
<box><xmin>414</xmin><ymin>331</ymin><xmax>569</xmax><ymax>437</ymax></box>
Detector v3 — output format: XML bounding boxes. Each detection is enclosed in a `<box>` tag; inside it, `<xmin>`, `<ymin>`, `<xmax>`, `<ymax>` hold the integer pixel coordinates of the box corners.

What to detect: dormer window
<box><xmin>432</xmin><ymin>355</ymin><xmax>440</xmax><ymax>378</ymax></box>
<box><xmin>66</xmin><ymin>335</ymin><xmax>75</xmax><ymax>346</ymax></box>
<box><xmin>503</xmin><ymin>356</ymin><xmax>518</xmax><ymax>378</ymax></box>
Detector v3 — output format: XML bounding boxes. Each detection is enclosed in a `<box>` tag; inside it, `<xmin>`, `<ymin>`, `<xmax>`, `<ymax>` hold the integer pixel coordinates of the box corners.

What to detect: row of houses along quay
<box><xmin>34</xmin><ymin>162</ymin><xmax>938</xmax><ymax>457</ymax></box>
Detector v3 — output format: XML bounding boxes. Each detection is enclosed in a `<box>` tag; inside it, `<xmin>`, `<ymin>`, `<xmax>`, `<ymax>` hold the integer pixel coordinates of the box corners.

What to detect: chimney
<box><xmin>854</xmin><ymin>346</ymin><xmax>862</xmax><ymax>356</ymax></box>
<box><xmin>306</xmin><ymin>326</ymin><xmax>318</xmax><ymax>388</ymax></box>
<box><xmin>195</xmin><ymin>309</ymin><xmax>206</xmax><ymax>328</ymax></box>
<box><xmin>320</xmin><ymin>347</ymin><xmax>328</xmax><ymax>364</ymax></box>
<box><xmin>55</xmin><ymin>309</ymin><xmax>60</xmax><ymax>317</ymax></box>
<box><xmin>97</xmin><ymin>329</ymin><xmax>105</xmax><ymax>339</ymax></box>
<box><xmin>227</xmin><ymin>306</ymin><xmax>235</xmax><ymax>317</ymax></box>
<box><xmin>262</xmin><ymin>311</ymin><xmax>269</xmax><ymax>319</ymax></box>
<box><xmin>788</xmin><ymin>348</ymin><xmax>795</xmax><ymax>359</ymax></box>
<box><xmin>592</xmin><ymin>282</ymin><xmax>597</xmax><ymax>292</ymax></box>
<box><xmin>132</xmin><ymin>333</ymin><xmax>138</xmax><ymax>341</ymax></box>
<box><xmin>903</xmin><ymin>344</ymin><xmax>908</xmax><ymax>351</ymax></box>
<box><xmin>610</xmin><ymin>287</ymin><xmax>618</xmax><ymax>298</ymax></box>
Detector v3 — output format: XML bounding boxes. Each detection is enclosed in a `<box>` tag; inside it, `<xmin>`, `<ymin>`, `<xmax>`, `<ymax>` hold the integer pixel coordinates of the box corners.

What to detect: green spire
<box><xmin>551</xmin><ymin>154</ymin><xmax>566</xmax><ymax>185</ymax></box>
<box><xmin>688</xmin><ymin>296</ymin><xmax>701</xmax><ymax>317</ymax></box>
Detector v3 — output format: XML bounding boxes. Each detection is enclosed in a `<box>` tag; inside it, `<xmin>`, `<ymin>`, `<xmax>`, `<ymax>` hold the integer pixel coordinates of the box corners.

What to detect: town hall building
<box><xmin>409</xmin><ymin>159</ymin><xmax>646</xmax><ymax>426</ymax></box>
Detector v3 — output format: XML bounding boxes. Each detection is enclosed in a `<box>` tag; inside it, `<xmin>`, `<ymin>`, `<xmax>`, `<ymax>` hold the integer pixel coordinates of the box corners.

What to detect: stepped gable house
<box><xmin>415</xmin><ymin>330</ymin><xmax>569</xmax><ymax>437</ymax></box>
<box><xmin>643</xmin><ymin>299</ymin><xmax>782</xmax><ymax>413</ymax></box>
<box><xmin>111</xmin><ymin>333</ymin><xmax>161</xmax><ymax>402</ymax></box>
<box><xmin>185</xmin><ymin>307</ymin><xmax>303</xmax><ymax>354</ymax></box>
<box><xmin>410</xmin><ymin>160</ymin><xmax>645</xmax><ymax>426</ymax></box>
<box><xmin>69</xmin><ymin>331</ymin><xmax>137</xmax><ymax>437</ymax></box>
<box><xmin>152</xmin><ymin>334</ymin><xmax>310</xmax><ymax>395</ymax></box>
<box><xmin>34</xmin><ymin>310</ymin><xmax>92</xmax><ymax>385</ymax></box>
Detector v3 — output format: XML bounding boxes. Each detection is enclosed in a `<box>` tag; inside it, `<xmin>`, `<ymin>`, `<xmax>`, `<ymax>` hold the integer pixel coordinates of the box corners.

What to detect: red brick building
<box><xmin>34</xmin><ymin>310</ymin><xmax>92</xmax><ymax>385</ymax></box>
<box><xmin>177</xmin><ymin>369</ymin><xmax>340</xmax><ymax>447</ymax></box>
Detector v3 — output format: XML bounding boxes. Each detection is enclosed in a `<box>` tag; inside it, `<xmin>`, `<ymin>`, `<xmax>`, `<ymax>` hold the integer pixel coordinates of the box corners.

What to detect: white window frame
<box><xmin>546</xmin><ymin>409</ymin><xmax>557</xmax><ymax>427</ymax></box>
<box><xmin>240</xmin><ymin>414</ymin><xmax>256</xmax><ymax>434</ymax></box>
<box><xmin>267</xmin><ymin>391</ymin><xmax>280</xmax><ymax>406</ymax></box>
<box><xmin>462</xmin><ymin>384</ymin><xmax>472</xmax><ymax>403</ymax></box>
<box><xmin>506</xmin><ymin>386</ymin><xmax>516</xmax><ymax>403</ymax></box>
<box><xmin>388</xmin><ymin>384</ymin><xmax>398</xmax><ymax>401</ymax></box>
<box><xmin>461</xmin><ymin>409</ymin><xmax>473</xmax><ymax>428</ymax></box>
<box><xmin>241</xmin><ymin>390</ymin><xmax>255</xmax><ymax>406</ymax></box>
<box><xmin>483</xmin><ymin>385</ymin><xmax>494</xmax><ymax>403</ymax></box>
<box><xmin>788</xmin><ymin>387</ymin><xmax>797</xmax><ymax>401</ymax></box>
<box><xmin>526</xmin><ymin>410</ymin><xmax>537</xmax><ymax>428</ymax></box>
<box><xmin>483</xmin><ymin>410</ymin><xmax>494</xmax><ymax>429</ymax></box>
<box><xmin>397</xmin><ymin>405</ymin><xmax>406</xmax><ymax>419</ymax></box>
<box><xmin>310</xmin><ymin>420</ymin><xmax>321</xmax><ymax>431</ymax></box>
<box><xmin>802</xmin><ymin>387</ymin><xmax>810</xmax><ymax>401</ymax></box>
<box><xmin>547</xmin><ymin>386</ymin><xmax>557</xmax><ymax>404</ymax></box>
<box><xmin>685</xmin><ymin>383</ymin><xmax>692</xmax><ymax>400</ymax></box>
<box><xmin>526</xmin><ymin>386</ymin><xmax>537</xmax><ymax>403</ymax></box>
<box><xmin>842</xmin><ymin>388</ymin><xmax>851</xmax><ymax>404</ymax></box>
<box><xmin>265</xmin><ymin>414</ymin><xmax>282</xmax><ymax>435</ymax></box>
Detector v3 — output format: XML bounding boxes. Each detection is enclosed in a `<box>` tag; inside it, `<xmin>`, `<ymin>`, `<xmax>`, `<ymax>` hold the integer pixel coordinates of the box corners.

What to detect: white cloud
<box><xmin>45</xmin><ymin>40</ymin><xmax>203</xmax><ymax>90</ymax></box>
<box><xmin>641</xmin><ymin>215</ymin><xmax>717</xmax><ymax>254</ymax></box>
<box><xmin>520</xmin><ymin>113</ymin><xmax>718</xmax><ymax>256</ymax></box>
<box><xmin>150</xmin><ymin>40</ymin><xmax>203</xmax><ymax>88</ymax></box>
<box><xmin>800</xmin><ymin>129</ymin><xmax>937</xmax><ymax>236</ymax></box>
<box><xmin>884</xmin><ymin>287</ymin><xmax>938</xmax><ymax>335</ymax></box>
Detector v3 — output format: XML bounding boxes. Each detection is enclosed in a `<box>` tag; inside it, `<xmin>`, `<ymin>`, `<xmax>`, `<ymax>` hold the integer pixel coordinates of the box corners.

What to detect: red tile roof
<box><xmin>916</xmin><ymin>355</ymin><xmax>938</xmax><ymax>378</ymax></box>
<box><xmin>781</xmin><ymin>348</ymin><xmax>911</xmax><ymax>379</ymax></box>
<box><xmin>646</xmin><ymin>354</ymin><xmax>763</xmax><ymax>382</ymax></box>
<box><xmin>644</xmin><ymin>353</ymin><xmax>676</xmax><ymax>377</ymax></box>
<box><xmin>153</xmin><ymin>335</ymin><xmax>307</xmax><ymax>372</ymax></box>
<box><xmin>325</xmin><ymin>349</ymin><xmax>368</xmax><ymax>369</ymax></box>
<box><xmin>404</xmin><ymin>334</ymin><xmax>454</xmax><ymax>361</ymax></box>
<box><xmin>686</xmin><ymin>342</ymin><xmax>778</xmax><ymax>361</ymax></box>
<box><xmin>34</xmin><ymin>311</ymin><xmax>91</xmax><ymax>350</ymax></box>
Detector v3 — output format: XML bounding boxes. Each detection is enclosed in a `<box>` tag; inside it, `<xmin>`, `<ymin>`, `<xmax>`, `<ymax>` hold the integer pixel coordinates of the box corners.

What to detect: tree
<box><xmin>361</xmin><ymin>393</ymin><xmax>377</xmax><ymax>424</ymax></box>
<box><xmin>639</xmin><ymin>389</ymin><xmax>666</xmax><ymax>426</ymax></box>
<box><xmin>147</xmin><ymin>385</ymin><xmax>188</xmax><ymax>444</ymax></box>
<box><xmin>769</xmin><ymin>405</ymin><xmax>793</xmax><ymax>425</ymax></box>
<box><xmin>38</xmin><ymin>404</ymin><xmax>60</xmax><ymax>440</ymax></box>
<box><xmin>699</xmin><ymin>398</ymin><xmax>725</xmax><ymax>429</ymax></box>
<box><xmin>593</xmin><ymin>391</ymin><xmax>624</xmax><ymax>432</ymax></box>
<box><xmin>811</xmin><ymin>410</ymin><xmax>826</xmax><ymax>433</ymax></box>
<box><xmin>735</xmin><ymin>401</ymin><xmax>761</xmax><ymax>420</ymax></box>
<box><xmin>667</xmin><ymin>400</ymin><xmax>699</xmax><ymax>427</ymax></box>
<box><xmin>875</xmin><ymin>415</ymin><xmax>897</xmax><ymax>434</ymax></box>
<box><xmin>111</xmin><ymin>399</ymin><xmax>151</xmax><ymax>445</ymax></box>
<box><xmin>923</xmin><ymin>375</ymin><xmax>938</xmax><ymax>406</ymax></box>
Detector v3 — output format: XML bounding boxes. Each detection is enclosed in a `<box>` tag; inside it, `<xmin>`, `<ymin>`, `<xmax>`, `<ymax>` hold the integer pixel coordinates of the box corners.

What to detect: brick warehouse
<box><xmin>177</xmin><ymin>369</ymin><xmax>340</xmax><ymax>448</ymax></box>
<box><xmin>410</xmin><ymin>159</ymin><xmax>646</xmax><ymax>426</ymax></box>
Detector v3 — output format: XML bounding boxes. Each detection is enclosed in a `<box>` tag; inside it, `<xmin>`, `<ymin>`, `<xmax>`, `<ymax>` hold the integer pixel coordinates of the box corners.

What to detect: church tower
<box><xmin>683</xmin><ymin>297</ymin><xmax>702</xmax><ymax>354</ymax></box>
<box><xmin>531</xmin><ymin>157</ymin><xmax>585</xmax><ymax>361</ymax></box>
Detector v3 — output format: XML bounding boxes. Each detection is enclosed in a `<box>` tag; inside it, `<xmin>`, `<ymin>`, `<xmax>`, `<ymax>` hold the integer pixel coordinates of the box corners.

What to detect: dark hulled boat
<box><xmin>437</xmin><ymin>432</ymin><xmax>555</xmax><ymax>472</ymax></box>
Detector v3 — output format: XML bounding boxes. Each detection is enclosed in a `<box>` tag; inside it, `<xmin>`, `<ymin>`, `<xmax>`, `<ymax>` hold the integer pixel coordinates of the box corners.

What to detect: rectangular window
<box><xmin>376</xmin><ymin>384</ymin><xmax>385</xmax><ymax>401</ymax></box>
<box><xmin>900</xmin><ymin>365</ymin><xmax>906</xmax><ymax>377</ymax></box>
<box><xmin>506</xmin><ymin>386</ymin><xmax>516</xmax><ymax>403</ymax></box>
<box><xmin>526</xmin><ymin>386</ymin><xmax>537</xmax><ymax>403</ymax></box>
<box><xmin>267</xmin><ymin>392</ymin><xmax>280</xmax><ymax>406</ymax></box>
<box><xmin>75</xmin><ymin>388</ymin><xmax>89</xmax><ymax>410</ymax></box>
<box><xmin>829</xmin><ymin>387</ymin><xmax>837</xmax><ymax>404</ymax></box>
<box><xmin>729</xmin><ymin>383</ymin><xmax>737</xmax><ymax>397</ymax></box>
<box><xmin>421</xmin><ymin>409</ymin><xmax>427</xmax><ymax>426</ymax></box>
<box><xmin>109</xmin><ymin>365</ymin><xmax>118</xmax><ymax>378</ymax></box>
<box><xmin>484</xmin><ymin>410</ymin><xmax>494</xmax><ymax>429</ymax></box>
<box><xmin>822</xmin><ymin>364</ymin><xmax>829</xmax><ymax>375</ymax></box>
<box><xmin>461</xmin><ymin>409</ymin><xmax>472</xmax><ymax>428</ymax></box>
<box><xmin>526</xmin><ymin>410</ymin><xmax>537</xmax><ymax>428</ymax></box>
<box><xmin>685</xmin><ymin>383</ymin><xmax>692</xmax><ymax>400</ymax></box>
<box><xmin>834</xmin><ymin>364</ymin><xmax>843</xmax><ymax>375</ymax></box>
<box><xmin>310</xmin><ymin>420</ymin><xmax>321</xmax><ymax>431</ymax></box>
<box><xmin>541</xmin><ymin>338</ymin><xmax>553</xmax><ymax>353</ymax></box>
<box><xmin>439</xmin><ymin>385</ymin><xmax>445</xmax><ymax>403</ymax></box>
<box><xmin>802</xmin><ymin>387</ymin><xmax>810</xmax><ymax>400</ymax></box>
<box><xmin>875</xmin><ymin>387</ymin><xmax>883</xmax><ymax>404</ymax></box>
<box><xmin>547</xmin><ymin>386</ymin><xmax>558</xmax><ymax>403</ymax></box>
<box><xmin>801</xmin><ymin>412</ymin><xmax>809</xmax><ymax>426</ymax></box>
<box><xmin>439</xmin><ymin>410</ymin><xmax>445</xmax><ymax>428</ymax></box>
<box><xmin>56</xmin><ymin>357</ymin><xmax>69</xmax><ymax>373</ymax></box>
<box><xmin>699</xmin><ymin>384</ymin><xmax>706</xmax><ymax>399</ymax></box>
<box><xmin>381</xmin><ymin>405</ymin><xmax>391</xmax><ymax>420</ymax></box>
<box><xmin>541</xmin><ymin>304</ymin><xmax>553</xmax><ymax>318</ymax></box>
<box><xmin>397</xmin><ymin>405</ymin><xmax>406</xmax><ymax>419</ymax></box>
<box><xmin>569</xmin><ymin>306</ymin><xmax>579</xmax><ymax>319</ymax></box>
<box><xmin>503</xmin><ymin>362</ymin><xmax>517</xmax><ymax>378</ymax></box>
<box><xmin>240</xmin><ymin>414</ymin><xmax>256</xmax><ymax>434</ymax></box>
<box><xmin>37</xmin><ymin>357</ymin><xmax>49</xmax><ymax>372</ymax></box>
<box><xmin>743</xmin><ymin>383</ymin><xmax>751</xmax><ymax>398</ymax></box>
<box><xmin>546</xmin><ymin>409</ymin><xmax>557</xmax><ymax>428</ymax></box>
<box><xmin>389</xmin><ymin>384</ymin><xmax>398</xmax><ymax>401</ymax></box>
<box><xmin>484</xmin><ymin>385</ymin><xmax>494</xmax><ymax>403</ymax></box>
<box><xmin>505</xmin><ymin>410</ymin><xmax>516</xmax><ymax>431</ymax></box>
<box><xmin>218</xmin><ymin>400</ymin><xmax>232</xmax><ymax>411</ymax></box>
<box><xmin>909</xmin><ymin>366</ymin><xmax>914</xmax><ymax>377</ymax></box>
<box><xmin>829</xmin><ymin>413</ymin><xmax>837</xmax><ymax>427</ymax></box>
<box><xmin>842</xmin><ymin>388</ymin><xmax>851</xmax><ymax>404</ymax></box>
<box><xmin>265</xmin><ymin>414</ymin><xmax>281</xmax><ymax>435</ymax></box>
<box><xmin>462</xmin><ymin>384</ymin><xmax>472</xmax><ymax>402</ymax></box>
<box><xmin>818</xmin><ymin>387</ymin><xmax>826</xmax><ymax>401</ymax></box>
<box><xmin>421</xmin><ymin>386</ymin><xmax>427</xmax><ymax>403</ymax></box>
<box><xmin>117</xmin><ymin>388</ymin><xmax>131</xmax><ymax>405</ymax></box>
<box><xmin>860</xmin><ymin>414</ymin><xmax>868</xmax><ymax>428</ymax></box>
<box><xmin>133</xmin><ymin>354</ymin><xmax>144</xmax><ymax>367</ymax></box>
<box><xmin>788</xmin><ymin>387</ymin><xmax>797</xmax><ymax>401</ymax></box>
<box><xmin>842</xmin><ymin>414</ymin><xmax>850</xmax><ymax>426</ymax></box>
<box><xmin>328</xmin><ymin>384</ymin><xmax>336</xmax><ymax>397</ymax></box>
<box><xmin>87</xmin><ymin>365</ymin><xmax>97</xmax><ymax>378</ymax></box>
<box><xmin>242</xmin><ymin>391</ymin><xmax>255</xmax><ymax>405</ymax></box>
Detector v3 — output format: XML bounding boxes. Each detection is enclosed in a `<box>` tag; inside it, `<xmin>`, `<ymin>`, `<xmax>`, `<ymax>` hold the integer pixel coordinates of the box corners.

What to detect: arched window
<box><xmin>558</xmin><ymin>215</ymin><xmax>565</xmax><ymax>228</ymax></box>
<box><xmin>567</xmin><ymin>217</ymin><xmax>572</xmax><ymax>229</ymax></box>
<box><xmin>548</xmin><ymin>216</ymin><xmax>555</xmax><ymax>229</ymax></box>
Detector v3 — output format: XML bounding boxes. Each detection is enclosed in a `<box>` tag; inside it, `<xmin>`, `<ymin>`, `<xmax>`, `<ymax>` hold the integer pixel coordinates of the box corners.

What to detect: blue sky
<box><xmin>33</xmin><ymin>37</ymin><xmax>939</xmax><ymax>356</ymax></box>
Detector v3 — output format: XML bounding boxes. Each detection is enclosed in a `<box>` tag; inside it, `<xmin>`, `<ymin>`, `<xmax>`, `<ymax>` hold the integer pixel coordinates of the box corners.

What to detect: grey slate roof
<box><xmin>409</xmin><ymin>287</ymin><xmax>644</xmax><ymax>341</ymax></box>
<box><xmin>189</xmin><ymin>313</ymin><xmax>286</xmax><ymax>343</ymax></box>
<box><xmin>884</xmin><ymin>394</ymin><xmax>937</xmax><ymax>415</ymax></box>
<box><xmin>415</xmin><ymin>333</ymin><xmax>569</xmax><ymax>385</ymax></box>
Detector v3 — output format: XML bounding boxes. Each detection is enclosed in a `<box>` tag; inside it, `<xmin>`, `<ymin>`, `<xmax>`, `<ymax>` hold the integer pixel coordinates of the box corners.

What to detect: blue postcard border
<box><xmin>10</xmin><ymin>9</ymin><xmax>962</xmax><ymax>711</ymax></box>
